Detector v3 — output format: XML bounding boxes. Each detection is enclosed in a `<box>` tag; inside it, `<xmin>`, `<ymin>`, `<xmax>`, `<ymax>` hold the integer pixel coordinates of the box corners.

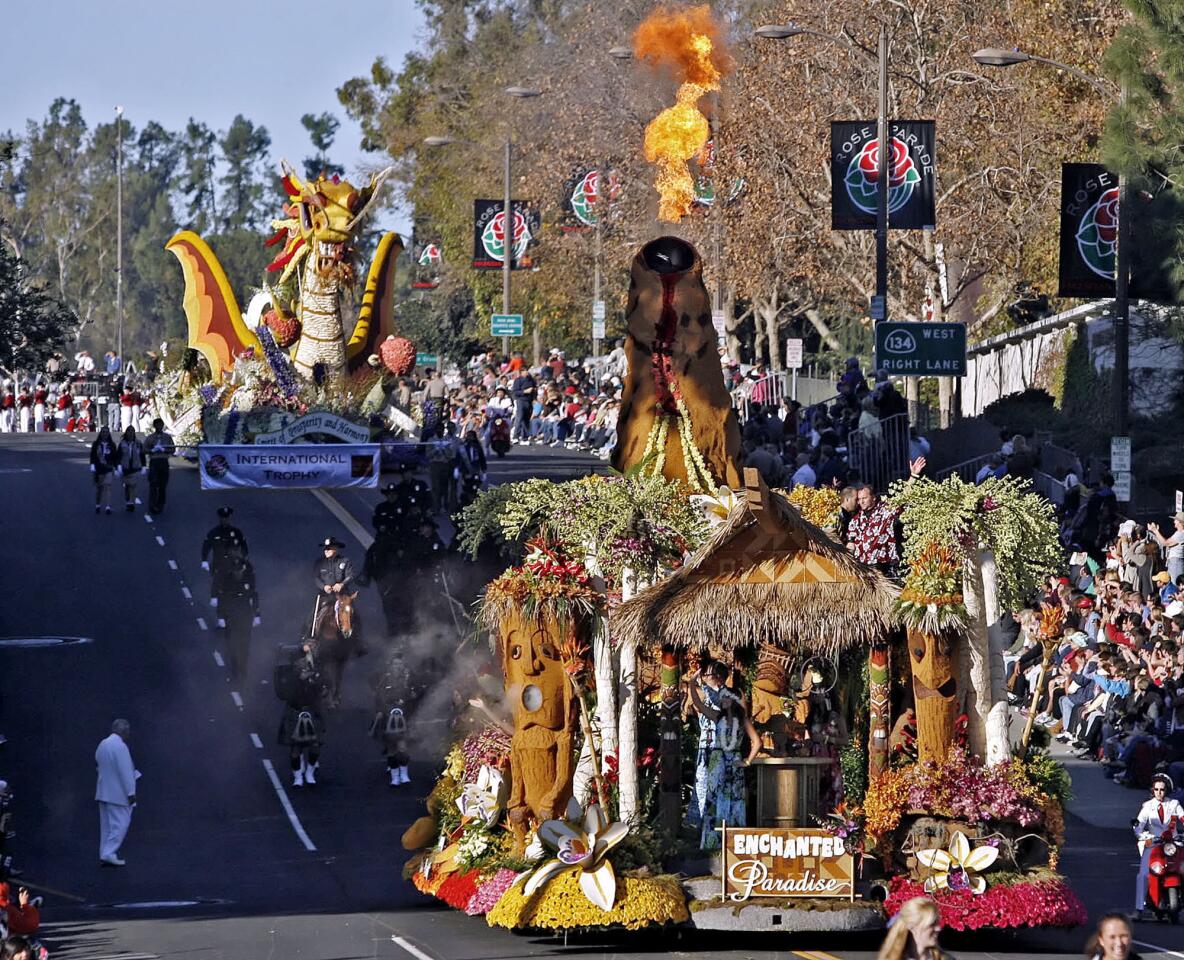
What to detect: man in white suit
<box><xmin>95</xmin><ymin>719</ymin><xmax>138</xmax><ymax>867</ymax></box>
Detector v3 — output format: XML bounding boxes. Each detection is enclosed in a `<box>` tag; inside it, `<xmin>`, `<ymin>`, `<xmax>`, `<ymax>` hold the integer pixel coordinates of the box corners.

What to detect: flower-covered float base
<box><xmin>486</xmin><ymin>868</ymin><xmax>689</xmax><ymax>932</ymax></box>
<box><xmin>885</xmin><ymin>874</ymin><xmax>1086</xmax><ymax>931</ymax></box>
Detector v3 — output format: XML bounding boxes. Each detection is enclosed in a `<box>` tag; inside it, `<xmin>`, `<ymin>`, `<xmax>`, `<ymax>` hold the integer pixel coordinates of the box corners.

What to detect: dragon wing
<box><xmin>165</xmin><ymin>231</ymin><xmax>262</xmax><ymax>380</ymax></box>
<box><xmin>347</xmin><ymin>232</ymin><xmax>404</xmax><ymax>373</ymax></box>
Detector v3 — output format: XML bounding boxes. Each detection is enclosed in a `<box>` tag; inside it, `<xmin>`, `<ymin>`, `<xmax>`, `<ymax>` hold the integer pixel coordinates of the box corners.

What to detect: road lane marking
<box><xmin>310</xmin><ymin>488</ymin><xmax>373</xmax><ymax>548</ymax></box>
<box><xmin>144</xmin><ymin>514</ymin><xmax>152</xmax><ymax>523</ymax></box>
<box><xmin>392</xmin><ymin>935</ymin><xmax>439</xmax><ymax>960</ymax></box>
<box><xmin>155</xmin><ymin>536</ymin><xmax>165</xmax><ymax>546</ymax></box>
<box><xmin>196</xmin><ymin>618</ymin><xmax>208</xmax><ymax>631</ymax></box>
<box><xmin>230</xmin><ymin>691</ymin><xmax>243</xmax><ymax>709</ymax></box>
<box><xmin>212</xmin><ymin>651</ymin><xmax>224</xmax><ymax>667</ymax></box>
<box><xmin>181</xmin><ymin>586</ymin><xmax>192</xmax><ymax>600</ymax></box>
<box><xmin>168</xmin><ymin>560</ymin><xmax>178</xmax><ymax>570</ymax></box>
<box><xmin>1135</xmin><ymin>941</ymin><xmax>1184</xmax><ymax>959</ymax></box>
<box><xmin>261</xmin><ymin>759</ymin><xmax>317</xmax><ymax>851</ymax></box>
<box><xmin>250</xmin><ymin>733</ymin><xmax>263</xmax><ymax>749</ymax></box>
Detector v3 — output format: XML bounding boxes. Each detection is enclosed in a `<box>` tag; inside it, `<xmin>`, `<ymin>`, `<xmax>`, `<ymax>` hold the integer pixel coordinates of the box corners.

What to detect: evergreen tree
<box><xmin>179</xmin><ymin>119</ymin><xmax>218</xmax><ymax>233</ymax></box>
<box><xmin>218</xmin><ymin>115</ymin><xmax>272</xmax><ymax>232</ymax></box>
<box><xmin>0</xmin><ymin>223</ymin><xmax>77</xmax><ymax>372</ymax></box>
<box><xmin>300</xmin><ymin>112</ymin><xmax>344</xmax><ymax>179</ymax></box>
<box><xmin>1103</xmin><ymin>0</ymin><xmax>1184</xmax><ymax>305</ymax></box>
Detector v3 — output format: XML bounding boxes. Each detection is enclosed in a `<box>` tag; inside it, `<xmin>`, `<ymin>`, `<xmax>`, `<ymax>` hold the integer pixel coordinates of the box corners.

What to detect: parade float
<box><xmin>157</xmin><ymin>162</ymin><xmax>422</xmax><ymax>450</ymax></box>
<box><xmin>388</xmin><ymin>5</ymin><xmax>1083</xmax><ymax>937</ymax></box>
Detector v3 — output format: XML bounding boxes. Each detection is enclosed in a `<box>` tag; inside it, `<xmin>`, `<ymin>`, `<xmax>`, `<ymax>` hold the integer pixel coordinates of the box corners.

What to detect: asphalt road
<box><xmin>0</xmin><ymin>433</ymin><xmax>1178</xmax><ymax>960</ymax></box>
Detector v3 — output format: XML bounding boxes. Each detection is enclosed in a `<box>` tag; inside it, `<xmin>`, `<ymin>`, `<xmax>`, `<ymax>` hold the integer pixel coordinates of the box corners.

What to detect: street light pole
<box><xmin>115</xmin><ymin>105</ymin><xmax>124</xmax><ymax>370</ymax></box>
<box><xmin>971</xmin><ymin>48</ymin><xmax>1127</xmax><ymax>432</ymax></box>
<box><xmin>875</xmin><ymin>26</ymin><xmax>891</xmax><ymax>325</ymax></box>
<box><xmin>502</xmin><ymin>137</ymin><xmax>512</xmax><ymax>360</ymax></box>
<box><xmin>592</xmin><ymin>162</ymin><xmax>603</xmax><ymax>361</ymax></box>
<box><xmin>1114</xmin><ymin>83</ymin><xmax>1131</xmax><ymax>436</ymax></box>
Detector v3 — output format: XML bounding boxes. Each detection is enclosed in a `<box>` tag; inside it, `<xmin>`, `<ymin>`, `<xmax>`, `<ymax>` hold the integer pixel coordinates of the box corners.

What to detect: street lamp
<box><xmin>115</xmin><ymin>105</ymin><xmax>124</xmax><ymax>373</ymax></box>
<box><xmin>757</xmin><ymin>24</ymin><xmax>891</xmax><ymax>325</ymax></box>
<box><xmin>971</xmin><ymin>47</ymin><xmax>1129</xmax><ymax>434</ymax></box>
<box><xmin>424</xmin><ymin>85</ymin><xmax>542</xmax><ymax>359</ymax></box>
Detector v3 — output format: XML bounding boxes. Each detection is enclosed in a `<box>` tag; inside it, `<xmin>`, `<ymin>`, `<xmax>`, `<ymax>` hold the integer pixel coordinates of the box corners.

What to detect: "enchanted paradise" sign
<box><xmin>720</xmin><ymin>826</ymin><xmax>855</xmax><ymax>902</ymax></box>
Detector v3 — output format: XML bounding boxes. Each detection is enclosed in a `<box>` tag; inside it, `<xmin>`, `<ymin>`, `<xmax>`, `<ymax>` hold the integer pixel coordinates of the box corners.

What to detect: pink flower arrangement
<box><xmin>460</xmin><ymin>726</ymin><xmax>512</xmax><ymax>785</ymax></box>
<box><xmin>886</xmin><ymin>876</ymin><xmax>1086</xmax><ymax>931</ymax></box>
<box><xmin>465</xmin><ymin>868</ymin><xmax>519</xmax><ymax>916</ymax></box>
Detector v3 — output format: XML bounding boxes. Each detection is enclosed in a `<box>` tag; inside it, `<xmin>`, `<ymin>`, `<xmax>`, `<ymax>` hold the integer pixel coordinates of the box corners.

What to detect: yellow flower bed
<box><xmin>785</xmin><ymin>485</ymin><xmax>842</xmax><ymax>529</ymax></box>
<box><xmin>487</xmin><ymin>867</ymin><xmax>689</xmax><ymax>931</ymax></box>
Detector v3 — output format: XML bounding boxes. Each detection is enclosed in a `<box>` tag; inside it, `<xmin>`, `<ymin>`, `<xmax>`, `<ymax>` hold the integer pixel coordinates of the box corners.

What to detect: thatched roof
<box><xmin>612</xmin><ymin>469</ymin><xmax>898</xmax><ymax>657</ymax></box>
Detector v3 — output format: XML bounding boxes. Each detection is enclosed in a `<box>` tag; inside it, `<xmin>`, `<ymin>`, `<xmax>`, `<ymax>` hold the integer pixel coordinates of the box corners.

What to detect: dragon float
<box><xmin>166</xmin><ymin>162</ymin><xmax>403</xmax><ymax>383</ymax></box>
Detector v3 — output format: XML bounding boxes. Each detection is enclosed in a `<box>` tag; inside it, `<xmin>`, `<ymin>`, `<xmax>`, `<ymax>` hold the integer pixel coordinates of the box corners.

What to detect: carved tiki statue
<box><xmin>611</xmin><ymin>237</ymin><xmax>742</xmax><ymax>489</ymax></box>
<box><xmin>499</xmin><ymin>610</ymin><xmax>577</xmax><ymax>845</ymax></box>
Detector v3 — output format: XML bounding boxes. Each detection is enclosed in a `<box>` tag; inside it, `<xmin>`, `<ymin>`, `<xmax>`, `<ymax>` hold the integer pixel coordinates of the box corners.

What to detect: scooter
<box><xmin>1144</xmin><ymin>824</ymin><xmax>1184</xmax><ymax>922</ymax></box>
<box><xmin>489</xmin><ymin>417</ymin><xmax>512</xmax><ymax>458</ymax></box>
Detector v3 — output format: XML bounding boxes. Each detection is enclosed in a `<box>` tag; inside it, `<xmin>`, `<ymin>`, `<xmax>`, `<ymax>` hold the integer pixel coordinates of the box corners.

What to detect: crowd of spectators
<box><xmin>0</xmin><ymin>780</ymin><xmax>45</xmax><ymax>958</ymax></box>
<box><xmin>1007</xmin><ymin>505</ymin><xmax>1184</xmax><ymax>804</ymax></box>
<box><xmin>735</xmin><ymin>356</ymin><xmax>922</xmax><ymax>493</ymax></box>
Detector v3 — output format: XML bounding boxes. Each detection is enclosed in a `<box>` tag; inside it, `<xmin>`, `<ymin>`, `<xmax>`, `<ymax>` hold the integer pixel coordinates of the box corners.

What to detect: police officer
<box><xmin>202</xmin><ymin>506</ymin><xmax>249</xmax><ymax>604</ymax></box>
<box><xmin>372</xmin><ymin>482</ymin><xmax>404</xmax><ymax>534</ymax></box>
<box><xmin>212</xmin><ymin>547</ymin><xmax>260</xmax><ymax>683</ymax></box>
<box><xmin>314</xmin><ymin>536</ymin><xmax>355</xmax><ymax>601</ymax></box>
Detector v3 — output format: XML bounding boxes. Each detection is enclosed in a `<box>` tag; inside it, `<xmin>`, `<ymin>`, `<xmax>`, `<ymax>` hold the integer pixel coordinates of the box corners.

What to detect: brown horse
<box><xmin>311</xmin><ymin>592</ymin><xmax>359</xmax><ymax>708</ymax></box>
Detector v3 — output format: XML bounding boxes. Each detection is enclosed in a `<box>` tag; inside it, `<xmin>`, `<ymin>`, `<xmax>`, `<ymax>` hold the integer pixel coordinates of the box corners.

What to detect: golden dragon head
<box><xmin>266</xmin><ymin>161</ymin><xmax>393</xmax><ymax>283</ymax></box>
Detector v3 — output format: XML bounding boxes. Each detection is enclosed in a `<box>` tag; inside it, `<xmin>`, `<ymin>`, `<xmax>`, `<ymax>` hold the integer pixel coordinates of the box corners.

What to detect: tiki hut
<box><xmin>612</xmin><ymin>469</ymin><xmax>897</xmax><ymax>658</ymax></box>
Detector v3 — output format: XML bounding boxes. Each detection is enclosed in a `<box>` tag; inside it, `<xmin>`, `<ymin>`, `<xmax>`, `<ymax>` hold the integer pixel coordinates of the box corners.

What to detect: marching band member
<box><xmin>17</xmin><ymin>387</ymin><xmax>32</xmax><ymax>433</ymax></box>
<box><xmin>32</xmin><ymin>384</ymin><xmax>47</xmax><ymax>432</ymax></box>
<box><xmin>0</xmin><ymin>385</ymin><xmax>14</xmax><ymax>433</ymax></box>
<box><xmin>55</xmin><ymin>386</ymin><xmax>73</xmax><ymax>431</ymax></box>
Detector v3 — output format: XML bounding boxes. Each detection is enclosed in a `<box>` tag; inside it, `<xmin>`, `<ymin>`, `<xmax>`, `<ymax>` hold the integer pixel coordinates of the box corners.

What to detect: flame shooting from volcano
<box><xmin>634</xmin><ymin>5</ymin><xmax>731</xmax><ymax>222</ymax></box>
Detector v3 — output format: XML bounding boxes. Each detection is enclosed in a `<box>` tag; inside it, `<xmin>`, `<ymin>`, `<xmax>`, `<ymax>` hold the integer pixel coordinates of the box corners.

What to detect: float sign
<box><xmin>721</xmin><ymin>826</ymin><xmax>855</xmax><ymax>901</ymax></box>
<box><xmin>875</xmin><ymin>321</ymin><xmax>966</xmax><ymax>376</ymax></box>
<box><xmin>199</xmin><ymin>444</ymin><xmax>380</xmax><ymax>490</ymax></box>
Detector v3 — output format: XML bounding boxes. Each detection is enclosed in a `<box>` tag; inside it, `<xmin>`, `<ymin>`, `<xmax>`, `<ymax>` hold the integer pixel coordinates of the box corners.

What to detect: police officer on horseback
<box><xmin>309</xmin><ymin>536</ymin><xmax>367</xmax><ymax>708</ymax></box>
<box><xmin>314</xmin><ymin>536</ymin><xmax>355</xmax><ymax>602</ymax></box>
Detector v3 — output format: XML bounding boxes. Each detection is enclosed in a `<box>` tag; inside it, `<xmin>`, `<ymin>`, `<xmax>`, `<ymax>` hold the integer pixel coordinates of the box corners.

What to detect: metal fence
<box><xmin>732</xmin><ymin>373</ymin><xmax>839</xmax><ymax>421</ymax></box>
<box><xmin>845</xmin><ymin>412</ymin><xmax>911</xmax><ymax>493</ymax></box>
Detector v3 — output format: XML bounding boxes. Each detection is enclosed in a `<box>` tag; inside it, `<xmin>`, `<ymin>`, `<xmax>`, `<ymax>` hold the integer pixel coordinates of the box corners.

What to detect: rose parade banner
<box><xmin>830</xmin><ymin>121</ymin><xmax>936</xmax><ymax>231</ymax></box>
<box><xmin>253</xmin><ymin>411</ymin><xmax>371</xmax><ymax>445</ymax></box>
<box><xmin>472</xmin><ymin>199</ymin><xmax>541</xmax><ymax>270</ymax></box>
<box><xmin>199</xmin><ymin>444</ymin><xmax>380</xmax><ymax>490</ymax></box>
<box><xmin>1059</xmin><ymin>163</ymin><xmax>1118</xmax><ymax>298</ymax></box>
<box><xmin>721</xmin><ymin>826</ymin><xmax>855</xmax><ymax>902</ymax></box>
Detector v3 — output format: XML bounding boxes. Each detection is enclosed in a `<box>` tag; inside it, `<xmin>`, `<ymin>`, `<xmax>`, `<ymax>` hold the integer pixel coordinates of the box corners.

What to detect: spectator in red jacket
<box><xmin>0</xmin><ymin>883</ymin><xmax>39</xmax><ymax>937</ymax></box>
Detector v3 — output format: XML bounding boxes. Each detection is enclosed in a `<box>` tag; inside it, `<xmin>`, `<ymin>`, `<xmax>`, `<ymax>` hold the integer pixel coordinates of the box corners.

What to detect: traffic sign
<box><xmin>491</xmin><ymin>313</ymin><xmax>524</xmax><ymax>337</ymax></box>
<box><xmin>1114</xmin><ymin>471</ymin><xmax>1132</xmax><ymax>503</ymax></box>
<box><xmin>592</xmin><ymin>300</ymin><xmax>606</xmax><ymax>320</ymax></box>
<box><xmin>785</xmin><ymin>338</ymin><xmax>804</xmax><ymax>370</ymax></box>
<box><xmin>415</xmin><ymin>352</ymin><xmax>438</xmax><ymax>368</ymax></box>
<box><xmin>1176</xmin><ymin>489</ymin><xmax>1182</xmax><ymax>513</ymax></box>
<box><xmin>870</xmin><ymin>295</ymin><xmax>887</xmax><ymax>322</ymax></box>
<box><xmin>874</xmin><ymin>322</ymin><xmax>966</xmax><ymax>376</ymax></box>
<box><xmin>1110</xmin><ymin>436</ymin><xmax>1131</xmax><ymax>473</ymax></box>
<box><xmin>592</xmin><ymin>319</ymin><xmax>606</xmax><ymax>340</ymax></box>
<box><xmin>711</xmin><ymin>309</ymin><xmax>727</xmax><ymax>338</ymax></box>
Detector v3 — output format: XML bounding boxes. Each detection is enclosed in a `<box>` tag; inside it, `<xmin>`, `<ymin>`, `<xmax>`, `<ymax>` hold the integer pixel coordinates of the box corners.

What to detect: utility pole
<box><xmin>115</xmin><ymin>105</ymin><xmax>124</xmax><ymax>369</ymax></box>
<box><xmin>875</xmin><ymin>26</ymin><xmax>891</xmax><ymax>327</ymax></box>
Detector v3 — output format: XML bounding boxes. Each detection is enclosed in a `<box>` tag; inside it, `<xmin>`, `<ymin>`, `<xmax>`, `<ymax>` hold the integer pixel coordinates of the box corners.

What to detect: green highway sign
<box><xmin>491</xmin><ymin>313</ymin><xmax>524</xmax><ymax>337</ymax></box>
<box><xmin>415</xmin><ymin>352</ymin><xmax>439</xmax><ymax>367</ymax></box>
<box><xmin>874</xmin><ymin>322</ymin><xmax>967</xmax><ymax>376</ymax></box>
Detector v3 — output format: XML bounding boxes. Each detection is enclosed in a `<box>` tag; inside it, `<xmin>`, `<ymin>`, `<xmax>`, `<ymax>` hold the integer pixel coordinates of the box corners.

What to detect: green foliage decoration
<box><xmin>888</xmin><ymin>474</ymin><xmax>1062</xmax><ymax>613</ymax></box>
<box><xmin>456</xmin><ymin>473</ymin><xmax>708</xmax><ymax>590</ymax></box>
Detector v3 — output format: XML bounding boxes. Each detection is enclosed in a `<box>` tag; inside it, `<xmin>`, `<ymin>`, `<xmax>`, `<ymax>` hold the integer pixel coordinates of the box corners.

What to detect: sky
<box><xmin>1</xmin><ymin>0</ymin><xmax>425</xmax><ymax>235</ymax></box>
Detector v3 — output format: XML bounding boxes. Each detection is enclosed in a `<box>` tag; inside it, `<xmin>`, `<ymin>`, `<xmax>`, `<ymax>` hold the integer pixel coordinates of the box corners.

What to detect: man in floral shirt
<box><xmin>847</xmin><ymin>459</ymin><xmax>925</xmax><ymax>574</ymax></box>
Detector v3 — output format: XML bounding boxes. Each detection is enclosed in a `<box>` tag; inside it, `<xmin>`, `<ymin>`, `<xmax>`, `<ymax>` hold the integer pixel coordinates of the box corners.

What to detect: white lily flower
<box><xmin>455</xmin><ymin>764</ymin><xmax>508</xmax><ymax>825</ymax></box>
<box><xmin>916</xmin><ymin>830</ymin><xmax>999</xmax><ymax>895</ymax></box>
<box><xmin>691</xmin><ymin>486</ymin><xmax>739</xmax><ymax>527</ymax></box>
<box><xmin>522</xmin><ymin>797</ymin><xmax>629</xmax><ymax>911</ymax></box>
